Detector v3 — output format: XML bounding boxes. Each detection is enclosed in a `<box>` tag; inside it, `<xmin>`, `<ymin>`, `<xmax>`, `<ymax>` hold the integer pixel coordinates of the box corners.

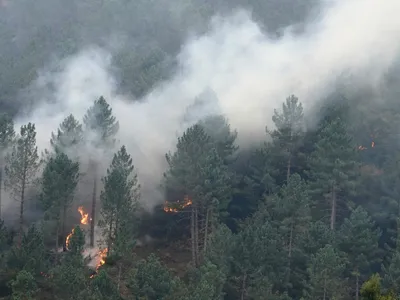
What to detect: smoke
<box><xmin>11</xmin><ymin>0</ymin><xmax>400</xmax><ymax>210</ymax></box>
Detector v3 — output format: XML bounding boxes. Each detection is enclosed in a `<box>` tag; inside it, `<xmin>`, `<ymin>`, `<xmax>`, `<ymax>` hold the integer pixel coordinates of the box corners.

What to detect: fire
<box><xmin>163</xmin><ymin>196</ymin><xmax>193</xmax><ymax>213</ymax></box>
<box><xmin>96</xmin><ymin>248</ymin><xmax>108</xmax><ymax>269</ymax></box>
<box><xmin>65</xmin><ymin>228</ymin><xmax>75</xmax><ymax>250</ymax></box>
<box><xmin>78</xmin><ymin>206</ymin><xmax>89</xmax><ymax>225</ymax></box>
<box><xmin>89</xmin><ymin>248</ymin><xmax>108</xmax><ymax>278</ymax></box>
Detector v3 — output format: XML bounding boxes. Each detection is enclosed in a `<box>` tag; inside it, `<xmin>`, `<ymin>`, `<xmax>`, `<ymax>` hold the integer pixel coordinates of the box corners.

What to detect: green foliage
<box><xmin>40</xmin><ymin>151</ymin><xmax>79</xmax><ymax>215</ymax></box>
<box><xmin>83</xmin><ymin>96</ymin><xmax>119</xmax><ymax>147</ymax></box>
<box><xmin>67</xmin><ymin>226</ymin><xmax>85</xmax><ymax>256</ymax></box>
<box><xmin>267</xmin><ymin>95</ymin><xmax>305</xmax><ymax>184</ymax></box>
<box><xmin>7</xmin><ymin>225</ymin><xmax>48</xmax><ymax>277</ymax></box>
<box><xmin>10</xmin><ymin>270</ymin><xmax>38</xmax><ymax>300</ymax></box>
<box><xmin>197</xmin><ymin>114</ymin><xmax>238</xmax><ymax>164</ymax></box>
<box><xmin>382</xmin><ymin>251</ymin><xmax>400</xmax><ymax>294</ymax></box>
<box><xmin>99</xmin><ymin>145</ymin><xmax>140</xmax><ymax>257</ymax></box>
<box><xmin>305</xmin><ymin>244</ymin><xmax>346</xmax><ymax>299</ymax></box>
<box><xmin>49</xmin><ymin>114</ymin><xmax>83</xmax><ymax>155</ymax></box>
<box><xmin>164</xmin><ymin>124</ymin><xmax>232</xmax><ymax>215</ymax></box>
<box><xmin>4</xmin><ymin>122</ymin><xmax>40</xmax><ymax>198</ymax></box>
<box><xmin>361</xmin><ymin>274</ymin><xmax>397</xmax><ymax>300</ymax></box>
<box><xmin>185</xmin><ymin>262</ymin><xmax>226</xmax><ymax>300</ymax></box>
<box><xmin>127</xmin><ymin>254</ymin><xmax>178</xmax><ymax>300</ymax></box>
<box><xmin>339</xmin><ymin>206</ymin><xmax>381</xmax><ymax>284</ymax></box>
<box><xmin>90</xmin><ymin>270</ymin><xmax>121</xmax><ymax>300</ymax></box>
<box><xmin>307</xmin><ymin>116</ymin><xmax>359</xmax><ymax>229</ymax></box>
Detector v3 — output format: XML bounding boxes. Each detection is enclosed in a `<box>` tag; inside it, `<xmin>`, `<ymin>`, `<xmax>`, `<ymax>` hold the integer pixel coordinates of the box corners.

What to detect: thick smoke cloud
<box><xmin>11</xmin><ymin>0</ymin><xmax>400</xmax><ymax>209</ymax></box>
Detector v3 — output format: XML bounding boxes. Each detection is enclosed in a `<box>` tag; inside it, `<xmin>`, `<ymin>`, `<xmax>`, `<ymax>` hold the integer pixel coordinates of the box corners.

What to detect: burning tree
<box><xmin>40</xmin><ymin>151</ymin><xmax>80</xmax><ymax>251</ymax></box>
<box><xmin>83</xmin><ymin>96</ymin><xmax>119</xmax><ymax>248</ymax></box>
<box><xmin>98</xmin><ymin>145</ymin><xmax>140</xmax><ymax>289</ymax></box>
<box><xmin>164</xmin><ymin>124</ymin><xmax>232</xmax><ymax>267</ymax></box>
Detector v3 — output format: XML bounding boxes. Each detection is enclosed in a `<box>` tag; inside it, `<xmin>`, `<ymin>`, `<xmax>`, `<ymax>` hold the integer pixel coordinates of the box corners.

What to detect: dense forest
<box><xmin>1</xmin><ymin>92</ymin><xmax>400</xmax><ymax>300</ymax></box>
<box><xmin>0</xmin><ymin>0</ymin><xmax>400</xmax><ymax>300</ymax></box>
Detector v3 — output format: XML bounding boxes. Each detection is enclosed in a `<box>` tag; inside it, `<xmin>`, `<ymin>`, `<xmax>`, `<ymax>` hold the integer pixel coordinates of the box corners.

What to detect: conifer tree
<box><xmin>128</xmin><ymin>254</ymin><xmax>178</xmax><ymax>300</ymax></box>
<box><xmin>50</xmin><ymin>114</ymin><xmax>83</xmax><ymax>156</ymax></box>
<box><xmin>99</xmin><ymin>145</ymin><xmax>139</xmax><ymax>255</ymax></box>
<box><xmin>269</xmin><ymin>173</ymin><xmax>311</xmax><ymax>293</ymax></box>
<box><xmin>99</xmin><ymin>145</ymin><xmax>139</xmax><ymax>289</ymax></box>
<box><xmin>40</xmin><ymin>151</ymin><xmax>79</xmax><ymax>250</ymax></box>
<box><xmin>4</xmin><ymin>123</ymin><xmax>39</xmax><ymax>243</ymax></box>
<box><xmin>164</xmin><ymin>124</ymin><xmax>232</xmax><ymax>266</ymax></box>
<box><xmin>83</xmin><ymin>96</ymin><xmax>119</xmax><ymax>247</ymax></box>
<box><xmin>197</xmin><ymin>114</ymin><xmax>238</xmax><ymax>164</ymax></box>
<box><xmin>267</xmin><ymin>95</ymin><xmax>305</xmax><ymax>183</ymax></box>
<box><xmin>308</xmin><ymin>117</ymin><xmax>358</xmax><ymax>230</ymax></box>
<box><xmin>305</xmin><ymin>244</ymin><xmax>346</xmax><ymax>300</ymax></box>
<box><xmin>0</xmin><ymin>113</ymin><xmax>15</xmax><ymax>218</ymax></box>
<box><xmin>52</xmin><ymin>226</ymin><xmax>87</xmax><ymax>300</ymax></box>
<box><xmin>11</xmin><ymin>270</ymin><xmax>38</xmax><ymax>300</ymax></box>
<box><xmin>339</xmin><ymin>206</ymin><xmax>381</xmax><ymax>300</ymax></box>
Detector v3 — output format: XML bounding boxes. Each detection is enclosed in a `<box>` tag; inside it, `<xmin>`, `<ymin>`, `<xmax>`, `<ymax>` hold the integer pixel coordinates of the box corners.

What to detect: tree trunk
<box><xmin>203</xmin><ymin>207</ymin><xmax>210</xmax><ymax>254</ymax></box>
<box><xmin>286</xmin><ymin>154</ymin><xmax>292</xmax><ymax>183</ymax></box>
<box><xmin>194</xmin><ymin>206</ymin><xmax>199</xmax><ymax>266</ymax></box>
<box><xmin>117</xmin><ymin>262</ymin><xmax>122</xmax><ymax>292</ymax></box>
<box><xmin>90</xmin><ymin>175</ymin><xmax>97</xmax><ymax>247</ymax></box>
<box><xmin>355</xmin><ymin>274</ymin><xmax>359</xmax><ymax>300</ymax></box>
<box><xmin>107</xmin><ymin>221</ymin><xmax>113</xmax><ymax>255</ymax></box>
<box><xmin>330</xmin><ymin>185</ymin><xmax>336</xmax><ymax>231</ymax></box>
<box><xmin>191</xmin><ymin>206</ymin><xmax>196</xmax><ymax>267</ymax></box>
<box><xmin>287</xmin><ymin>222</ymin><xmax>294</xmax><ymax>286</ymax></box>
<box><xmin>55</xmin><ymin>221</ymin><xmax>59</xmax><ymax>251</ymax></box>
<box><xmin>0</xmin><ymin>167</ymin><xmax>2</xmax><ymax>219</ymax></box>
<box><xmin>62</xmin><ymin>205</ymin><xmax>67</xmax><ymax>251</ymax></box>
<box><xmin>323</xmin><ymin>275</ymin><xmax>327</xmax><ymax>300</ymax></box>
<box><xmin>240</xmin><ymin>273</ymin><xmax>247</xmax><ymax>300</ymax></box>
<box><xmin>19</xmin><ymin>174</ymin><xmax>26</xmax><ymax>246</ymax></box>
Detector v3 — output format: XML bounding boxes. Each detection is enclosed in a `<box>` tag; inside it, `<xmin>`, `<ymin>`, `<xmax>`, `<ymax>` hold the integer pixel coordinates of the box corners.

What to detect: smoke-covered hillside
<box><xmin>0</xmin><ymin>0</ymin><xmax>400</xmax><ymax>299</ymax></box>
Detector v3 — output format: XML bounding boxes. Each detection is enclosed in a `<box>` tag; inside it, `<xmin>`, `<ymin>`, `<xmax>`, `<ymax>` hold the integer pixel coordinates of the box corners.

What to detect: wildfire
<box><xmin>163</xmin><ymin>196</ymin><xmax>193</xmax><ymax>213</ymax></box>
<box><xmin>78</xmin><ymin>206</ymin><xmax>89</xmax><ymax>225</ymax></box>
<box><xmin>65</xmin><ymin>228</ymin><xmax>75</xmax><ymax>250</ymax></box>
<box><xmin>89</xmin><ymin>248</ymin><xmax>108</xmax><ymax>278</ymax></box>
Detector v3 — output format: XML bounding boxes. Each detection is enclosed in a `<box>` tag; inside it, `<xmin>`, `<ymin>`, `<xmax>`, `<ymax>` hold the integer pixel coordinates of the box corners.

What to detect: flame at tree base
<box><xmin>163</xmin><ymin>196</ymin><xmax>193</xmax><ymax>213</ymax></box>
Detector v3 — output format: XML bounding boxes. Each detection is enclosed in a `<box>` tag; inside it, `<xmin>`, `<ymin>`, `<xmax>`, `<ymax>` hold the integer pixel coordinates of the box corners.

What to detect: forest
<box><xmin>0</xmin><ymin>91</ymin><xmax>400</xmax><ymax>300</ymax></box>
<box><xmin>0</xmin><ymin>0</ymin><xmax>400</xmax><ymax>300</ymax></box>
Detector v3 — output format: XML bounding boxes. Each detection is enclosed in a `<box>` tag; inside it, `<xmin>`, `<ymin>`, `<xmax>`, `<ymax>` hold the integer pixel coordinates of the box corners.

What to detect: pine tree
<box><xmin>305</xmin><ymin>244</ymin><xmax>346</xmax><ymax>300</ymax></box>
<box><xmin>51</xmin><ymin>226</ymin><xmax>87</xmax><ymax>300</ymax></box>
<box><xmin>339</xmin><ymin>206</ymin><xmax>381</xmax><ymax>300</ymax></box>
<box><xmin>83</xmin><ymin>96</ymin><xmax>119</xmax><ymax>247</ymax></box>
<box><xmin>40</xmin><ymin>151</ymin><xmax>79</xmax><ymax>251</ymax></box>
<box><xmin>232</xmin><ymin>219</ymin><xmax>285</xmax><ymax>299</ymax></box>
<box><xmin>11</xmin><ymin>270</ymin><xmax>38</xmax><ymax>300</ymax></box>
<box><xmin>127</xmin><ymin>254</ymin><xmax>178</xmax><ymax>300</ymax></box>
<box><xmin>197</xmin><ymin>114</ymin><xmax>238</xmax><ymax>164</ymax></box>
<box><xmin>308</xmin><ymin>117</ymin><xmax>358</xmax><ymax>230</ymax></box>
<box><xmin>49</xmin><ymin>114</ymin><xmax>83</xmax><ymax>157</ymax></box>
<box><xmin>267</xmin><ymin>95</ymin><xmax>305</xmax><ymax>183</ymax></box>
<box><xmin>269</xmin><ymin>173</ymin><xmax>311</xmax><ymax>294</ymax></box>
<box><xmin>164</xmin><ymin>124</ymin><xmax>232</xmax><ymax>266</ymax></box>
<box><xmin>7</xmin><ymin>225</ymin><xmax>48</xmax><ymax>277</ymax></box>
<box><xmin>0</xmin><ymin>113</ymin><xmax>15</xmax><ymax>218</ymax></box>
<box><xmin>99</xmin><ymin>145</ymin><xmax>139</xmax><ymax>255</ymax></box>
<box><xmin>4</xmin><ymin>123</ymin><xmax>39</xmax><ymax>243</ymax></box>
<box><xmin>99</xmin><ymin>145</ymin><xmax>139</xmax><ymax>290</ymax></box>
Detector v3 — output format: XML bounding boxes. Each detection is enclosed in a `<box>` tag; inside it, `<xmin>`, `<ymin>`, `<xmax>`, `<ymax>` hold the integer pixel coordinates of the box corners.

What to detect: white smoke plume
<box><xmin>13</xmin><ymin>0</ymin><xmax>400</xmax><ymax>209</ymax></box>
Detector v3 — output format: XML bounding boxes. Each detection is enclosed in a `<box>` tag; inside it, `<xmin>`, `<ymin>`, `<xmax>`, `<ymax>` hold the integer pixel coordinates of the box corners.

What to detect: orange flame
<box><xmin>90</xmin><ymin>248</ymin><xmax>108</xmax><ymax>278</ymax></box>
<box><xmin>78</xmin><ymin>206</ymin><xmax>89</xmax><ymax>225</ymax></box>
<box><xmin>65</xmin><ymin>228</ymin><xmax>75</xmax><ymax>250</ymax></box>
<box><xmin>163</xmin><ymin>196</ymin><xmax>193</xmax><ymax>213</ymax></box>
